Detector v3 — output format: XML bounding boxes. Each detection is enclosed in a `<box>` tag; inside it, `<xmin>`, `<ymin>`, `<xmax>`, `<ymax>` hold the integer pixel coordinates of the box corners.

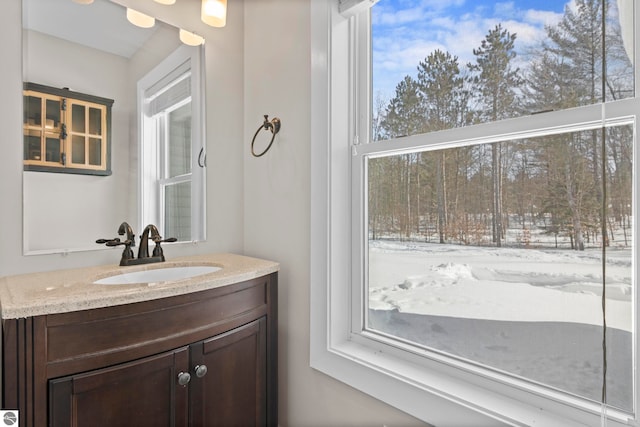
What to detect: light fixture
<box><xmin>201</xmin><ymin>0</ymin><xmax>227</xmax><ymax>28</ymax></box>
<box><xmin>179</xmin><ymin>29</ymin><xmax>205</xmax><ymax>46</ymax></box>
<box><xmin>72</xmin><ymin>0</ymin><xmax>94</xmax><ymax>3</ymax></box>
<box><xmin>126</xmin><ymin>8</ymin><xmax>155</xmax><ymax>28</ymax></box>
<box><xmin>117</xmin><ymin>2</ymin><xmax>215</xmax><ymax>46</ymax></box>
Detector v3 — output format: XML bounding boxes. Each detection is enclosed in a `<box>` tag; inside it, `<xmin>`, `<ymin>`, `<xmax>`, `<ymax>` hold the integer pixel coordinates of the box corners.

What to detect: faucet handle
<box><xmin>151</xmin><ymin>237</ymin><xmax>177</xmax><ymax>258</ymax></box>
<box><xmin>153</xmin><ymin>237</ymin><xmax>177</xmax><ymax>244</ymax></box>
<box><xmin>96</xmin><ymin>238</ymin><xmax>120</xmax><ymax>245</ymax></box>
<box><xmin>106</xmin><ymin>239</ymin><xmax>132</xmax><ymax>247</ymax></box>
<box><xmin>96</xmin><ymin>238</ymin><xmax>135</xmax><ymax>265</ymax></box>
<box><xmin>103</xmin><ymin>239</ymin><xmax>136</xmax><ymax>265</ymax></box>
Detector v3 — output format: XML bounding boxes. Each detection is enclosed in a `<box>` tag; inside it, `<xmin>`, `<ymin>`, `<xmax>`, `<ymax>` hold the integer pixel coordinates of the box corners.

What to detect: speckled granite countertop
<box><xmin>0</xmin><ymin>253</ymin><xmax>279</xmax><ymax>319</ymax></box>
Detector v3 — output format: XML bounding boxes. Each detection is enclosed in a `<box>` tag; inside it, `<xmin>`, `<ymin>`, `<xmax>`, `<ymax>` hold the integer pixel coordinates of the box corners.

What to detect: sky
<box><xmin>371</xmin><ymin>0</ymin><xmax>571</xmax><ymax>100</ymax></box>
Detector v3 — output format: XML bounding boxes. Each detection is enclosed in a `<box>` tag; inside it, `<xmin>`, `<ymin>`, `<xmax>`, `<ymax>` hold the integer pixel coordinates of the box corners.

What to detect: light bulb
<box><xmin>201</xmin><ymin>0</ymin><xmax>227</xmax><ymax>28</ymax></box>
<box><xmin>72</xmin><ymin>0</ymin><xmax>94</xmax><ymax>3</ymax></box>
<box><xmin>154</xmin><ymin>0</ymin><xmax>176</xmax><ymax>4</ymax></box>
<box><xmin>126</xmin><ymin>8</ymin><xmax>155</xmax><ymax>28</ymax></box>
<box><xmin>179</xmin><ymin>29</ymin><xmax>205</xmax><ymax>46</ymax></box>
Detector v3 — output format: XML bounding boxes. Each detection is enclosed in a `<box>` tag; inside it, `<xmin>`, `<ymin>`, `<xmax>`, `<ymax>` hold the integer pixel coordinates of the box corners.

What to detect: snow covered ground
<box><xmin>367</xmin><ymin>239</ymin><xmax>633</xmax><ymax>411</ymax></box>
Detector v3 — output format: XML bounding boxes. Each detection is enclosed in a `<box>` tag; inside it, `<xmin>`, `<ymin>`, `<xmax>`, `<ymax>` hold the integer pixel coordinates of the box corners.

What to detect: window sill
<box><xmin>310</xmin><ymin>315</ymin><xmax>633</xmax><ymax>426</ymax></box>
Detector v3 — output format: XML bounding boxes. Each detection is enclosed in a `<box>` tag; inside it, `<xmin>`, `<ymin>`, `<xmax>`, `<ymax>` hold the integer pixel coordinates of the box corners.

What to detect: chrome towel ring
<box><xmin>251</xmin><ymin>115</ymin><xmax>281</xmax><ymax>157</ymax></box>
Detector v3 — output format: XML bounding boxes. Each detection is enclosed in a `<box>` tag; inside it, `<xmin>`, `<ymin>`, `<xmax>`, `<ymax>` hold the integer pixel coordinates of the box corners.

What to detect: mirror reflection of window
<box><xmin>139</xmin><ymin>45</ymin><xmax>206</xmax><ymax>243</ymax></box>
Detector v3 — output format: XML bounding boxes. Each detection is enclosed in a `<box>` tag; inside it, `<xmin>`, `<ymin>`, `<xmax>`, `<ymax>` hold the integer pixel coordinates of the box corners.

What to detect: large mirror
<box><xmin>22</xmin><ymin>0</ymin><xmax>206</xmax><ymax>255</ymax></box>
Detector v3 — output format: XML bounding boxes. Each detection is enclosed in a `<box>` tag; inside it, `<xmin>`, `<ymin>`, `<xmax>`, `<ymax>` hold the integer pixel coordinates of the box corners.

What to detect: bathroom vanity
<box><xmin>0</xmin><ymin>253</ymin><xmax>278</xmax><ymax>427</ymax></box>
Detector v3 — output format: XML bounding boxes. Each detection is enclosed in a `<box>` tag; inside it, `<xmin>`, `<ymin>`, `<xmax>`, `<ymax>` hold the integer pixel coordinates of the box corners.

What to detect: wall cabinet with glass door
<box><xmin>23</xmin><ymin>82</ymin><xmax>113</xmax><ymax>176</ymax></box>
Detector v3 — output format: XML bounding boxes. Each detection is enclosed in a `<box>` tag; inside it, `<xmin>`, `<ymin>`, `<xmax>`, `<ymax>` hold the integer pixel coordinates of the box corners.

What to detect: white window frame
<box><xmin>156</xmin><ymin>94</ymin><xmax>191</xmax><ymax>236</ymax></box>
<box><xmin>309</xmin><ymin>1</ymin><xmax>640</xmax><ymax>426</ymax></box>
<box><xmin>137</xmin><ymin>45</ymin><xmax>206</xmax><ymax>242</ymax></box>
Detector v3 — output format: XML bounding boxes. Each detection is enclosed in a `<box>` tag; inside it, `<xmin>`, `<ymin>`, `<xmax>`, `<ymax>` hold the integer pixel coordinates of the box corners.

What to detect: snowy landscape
<box><xmin>368</xmin><ymin>238</ymin><xmax>633</xmax><ymax>411</ymax></box>
<box><xmin>364</xmin><ymin>0</ymin><xmax>635</xmax><ymax>413</ymax></box>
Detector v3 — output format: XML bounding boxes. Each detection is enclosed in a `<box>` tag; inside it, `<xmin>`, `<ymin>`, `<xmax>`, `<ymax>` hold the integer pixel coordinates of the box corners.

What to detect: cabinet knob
<box><xmin>194</xmin><ymin>364</ymin><xmax>208</xmax><ymax>378</ymax></box>
<box><xmin>177</xmin><ymin>371</ymin><xmax>191</xmax><ymax>386</ymax></box>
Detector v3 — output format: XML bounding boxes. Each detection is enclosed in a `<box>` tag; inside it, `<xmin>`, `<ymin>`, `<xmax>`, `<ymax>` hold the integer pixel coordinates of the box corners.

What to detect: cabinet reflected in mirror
<box><xmin>23</xmin><ymin>82</ymin><xmax>113</xmax><ymax>175</ymax></box>
<box><xmin>22</xmin><ymin>0</ymin><xmax>206</xmax><ymax>254</ymax></box>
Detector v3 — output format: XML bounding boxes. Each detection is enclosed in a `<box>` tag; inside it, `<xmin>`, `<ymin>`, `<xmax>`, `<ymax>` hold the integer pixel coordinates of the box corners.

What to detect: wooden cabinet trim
<box><xmin>45</xmin><ymin>282</ymin><xmax>267</xmax><ymax>364</ymax></box>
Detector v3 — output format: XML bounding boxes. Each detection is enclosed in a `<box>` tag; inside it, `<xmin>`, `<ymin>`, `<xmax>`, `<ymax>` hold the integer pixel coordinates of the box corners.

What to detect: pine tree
<box><xmin>381</xmin><ymin>75</ymin><xmax>426</xmax><ymax>138</ymax></box>
<box><xmin>379</xmin><ymin>76</ymin><xmax>426</xmax><ymax>238</ymax></box>
<box><xmin>416</xmin><ymin>50</ymin><xmax>468</xmax><ymax>243</ymax></box>
<box><xmin>469</xmin><ymin>24</ymin><xmax>523</xmax><ymax>247</ymax></box>
<box><xmin>525</xmin><ymin>52</ymin><xmax>580</xmax><ymax>113</ymax></box>
<box><xmin>417</xmin><ymin>50</ymin><xmax>467</xmax><ymax>131</ymax></box>
<box><xmin>546</xmin><ymin>0</ymin><xmax>603</xmax><ymax>105</ymax></box>
<box><xmin>539</xmin><ymin>0</ymin><xmax>632</xmax><ymax>249</ymax></box>
<box><xmin>469</xmin><ymin>24</ymin><xmax>523</xmax><ymax>122</ymax></box>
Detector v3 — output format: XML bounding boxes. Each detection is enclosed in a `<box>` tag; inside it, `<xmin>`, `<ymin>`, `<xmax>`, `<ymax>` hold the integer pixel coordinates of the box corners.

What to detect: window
<box><xmin>138</xmin><ymin>45</ymin><xmax>206</xmax><ymax>242</ymax></box>
<box><xmin>310</xmin><ymin>0</ymin><xmax>638</xmax><ymax>425</ymax></box>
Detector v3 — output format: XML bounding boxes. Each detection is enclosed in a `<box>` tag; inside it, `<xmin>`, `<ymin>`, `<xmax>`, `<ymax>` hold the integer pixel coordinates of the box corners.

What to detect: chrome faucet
<box><xmin>97</xmin><ymin>222</ymin><xmax>176</xmax><ymax>266</ymax></box>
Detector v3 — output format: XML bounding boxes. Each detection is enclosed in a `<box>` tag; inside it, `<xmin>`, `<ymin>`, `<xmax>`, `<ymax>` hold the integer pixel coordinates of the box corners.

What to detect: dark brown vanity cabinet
<box><xmin>2</xmin><ymin>274</ymin><xmax>277</xmax><ymax>427</ymax></box>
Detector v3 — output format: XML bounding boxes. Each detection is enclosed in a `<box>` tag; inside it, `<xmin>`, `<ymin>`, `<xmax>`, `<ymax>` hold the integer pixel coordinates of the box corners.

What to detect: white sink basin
<box><xmin>93</xmin><ymin>265</ymin><xmax>221</xmax><ymax>285</ymax></box>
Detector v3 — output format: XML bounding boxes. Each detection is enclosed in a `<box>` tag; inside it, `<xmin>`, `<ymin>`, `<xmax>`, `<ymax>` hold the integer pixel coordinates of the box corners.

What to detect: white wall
<box><xmin>243</xmin><ymin>0</ymin><xmax>427</xmax><ymax>425</ymax></box>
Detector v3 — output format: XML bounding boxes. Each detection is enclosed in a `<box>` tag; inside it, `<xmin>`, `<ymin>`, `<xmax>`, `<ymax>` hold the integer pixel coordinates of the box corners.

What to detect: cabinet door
<box><xmin>23</xmin><ymin>91</ymin><xmax>64</xmax><ymax>165</ymax></box>
<box><xmin>190</xmin><ymin>318</ymin><xmax>267</xmax><ymax>427</ymax></box>
<box><xmin>67</xmin><ymin>100</ymin><xmax>107</xmax><ymax>169</ymax></box>
<box><xmin>49</xmin><ymin>346</ymin><xmax>190</xmax><ymax>427</ymax></box>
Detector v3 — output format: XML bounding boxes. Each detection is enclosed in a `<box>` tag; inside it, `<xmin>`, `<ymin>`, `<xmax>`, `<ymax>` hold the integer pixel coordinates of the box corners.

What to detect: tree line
<box><xmin>369</xmin><ymin>0</ymin><xmax>633</xmax><ymax>250</ymax></box>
